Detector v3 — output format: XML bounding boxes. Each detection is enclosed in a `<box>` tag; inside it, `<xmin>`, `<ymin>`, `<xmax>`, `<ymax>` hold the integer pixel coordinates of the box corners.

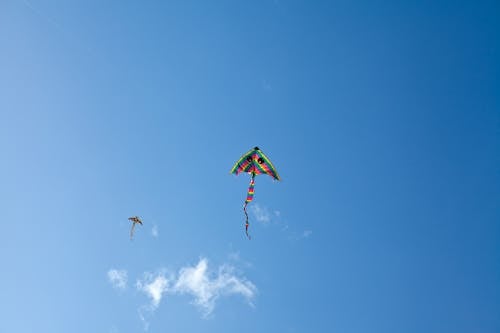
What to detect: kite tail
<box><xmin>243</xmin><ymin>202</ymin><xmax>250</xmax><ymax>239</ymax></box>
<box><xmin>130</xmin><ymin>222</ymin><xmax>136</xmax><ymax>240</ymax></box>
<box><xmin>243</xmin><ymin>174</ymin><xmax>255</xmax><ymax>240</ymax></box>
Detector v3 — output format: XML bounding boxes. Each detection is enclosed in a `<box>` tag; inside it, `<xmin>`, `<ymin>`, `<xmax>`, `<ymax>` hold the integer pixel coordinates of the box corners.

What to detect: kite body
<box><xmin>128</xmin><ymin>216</ymin><xmax>143</xmax><ymax>240</ymax></box>
<box><xmin>230</xmin><ymin>146</ymin><xmax>280</xmax><ymax>181</ymax></box>
<box><xmin>230</xmin><ymin>147</ymin><xmax>280</xmax><ymax>239</ymax></box>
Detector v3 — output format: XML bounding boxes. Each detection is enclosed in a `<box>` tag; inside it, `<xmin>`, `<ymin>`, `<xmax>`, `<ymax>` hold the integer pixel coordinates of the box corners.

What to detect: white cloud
<box><xmin>110</xmin><ymin>257</ymin><xmax>256</xmax><ymax>329</ymax></box>
<box><xmin>174</xmin><ymin>258</ymin><xmax>256</xmax><ymax>317</ymax></box>
<box><xmin>228</xmin><ymin>251</ymin><xmax>240</xmax><ymax>262</ymax></box>
<box><xmin>151</xmin><ymin>225</ymin><xmax>159</xmax><ymax>238</ymax></box>
<box><xmin>136</xmin><ymin>271</ymin><xmax>171</xmax><ymax>330</ymax></box>
<box><xmin>138</xmin><ymin>305</ymin><xmax>152</xmax><ymax>331</ymax></box>
<box><xmin>136</xmin><ymin>272</ymin><xmax>170</xmax><ymax>308</ymax></box>
<box><xmin>250</xmin><ymin>203</ymin><xmax>271</xmax><ymax>223</ymax></box>
<box><xmin>133</xmin><ymin>258</ymin><xmax>256</xmax><ymax>319</ymax></box>
<box><xmin>108</xmin><ymin>269</ymin><xmax>127</xmax><ymax>290</ymax></box>
<box><xmin>247</xmin><ymin>205</ymin><xmax>312</xmax><ymax>241</ymax></box>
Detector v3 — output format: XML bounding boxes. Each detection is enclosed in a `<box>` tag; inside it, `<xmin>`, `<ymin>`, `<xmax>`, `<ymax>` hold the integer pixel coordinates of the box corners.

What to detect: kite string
<box><xmin>243</xmin><ymin>173</ymin><xmax>255</xmax><ymax>239</ymax></box>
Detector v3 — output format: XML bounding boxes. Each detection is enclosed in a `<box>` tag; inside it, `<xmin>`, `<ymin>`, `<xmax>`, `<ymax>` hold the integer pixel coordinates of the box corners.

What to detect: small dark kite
<box><xmin>128</xmin><ymin>216</ymin><xmax>143</xmax><ymax>240</ymax></box>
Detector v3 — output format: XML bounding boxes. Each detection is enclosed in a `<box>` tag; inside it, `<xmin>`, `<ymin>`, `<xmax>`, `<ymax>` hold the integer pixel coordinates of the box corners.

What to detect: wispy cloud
<box><xmin>249</xmin><ymin>203</ymin><xmax>271</xmax><ymax>223</ymax></box>
<box><xmin>174</xmin><ymin>258</ymin><xmax>256</xmax><ymax>317</ymax></box>
<box><xmin>132</xmin><ymin>258</ymin><xmax>256</xmax><ymax>321</ymax></box>
<box><xmin>136</xmin><ymin>271</ymin><xmax>170</xmax><ymax>308</ymax></box>
<box><xmin>228</xmin><ymin>251</ymin><xmax>240</xmax><ymax>262</ymax></box>
<box><xmin>151</xmin><ymin>225</ymin><xmax>159</xmax><ymax>238</ymax></box>
<box><xmin>302</xmin><ymin>230</ymin><xmax>313</xmax><ymax>238</ymax></box>
<box><xmin>110</xmin><ymin>257</ymin><xmax>256</xmax><ymax>329</ymax></box>
<box><xmin>108</xmin><ymin>269</ymin><xmax>128</xmax><ymax>290</ymax></box>
<box><xmin>287</xmin><ymin>229</ymin><xmax>314</xmax><ymax>241</ymax></box>
<box><xmin>137</xmin><ymin>306</ymin><xmax>151</xmax><ymax>331</ymax></box>
<box><xmin>227</xmin><ymin>250</ymin><xmax>253</xmax><ymax>269</ymax></box>
<box><xmin>248</xmin><ymin>205</ymin><xmax>313</xmax><ymax>241</ymax></box>
<box><xmin>136</xmin><ymin>271</ymin><xmax>171</xmax><ymax>331</ymax></box>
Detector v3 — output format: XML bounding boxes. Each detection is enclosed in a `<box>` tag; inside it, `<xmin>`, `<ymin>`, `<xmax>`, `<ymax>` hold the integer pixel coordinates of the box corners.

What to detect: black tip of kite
<box><xmin>253</xmin><ymin>146</ymin><xmax>260</xmax><ymax>150</ymax></box>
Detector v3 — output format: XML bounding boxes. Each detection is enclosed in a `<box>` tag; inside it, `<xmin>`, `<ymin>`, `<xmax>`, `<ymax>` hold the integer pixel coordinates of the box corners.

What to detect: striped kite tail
<box><xmin>245</xmin><ymin>176</ymin><xmax>255</xmax><ymax>204</ymax></box>
<box><xmin>243</xmin><ymin>174</ymin><xmax>255</xmax><ymax>239</ymax></box>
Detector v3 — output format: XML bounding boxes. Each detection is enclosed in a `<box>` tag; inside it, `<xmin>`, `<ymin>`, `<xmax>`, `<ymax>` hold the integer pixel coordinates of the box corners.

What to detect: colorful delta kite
<box><xmin>230</xmin><ymin>147</ymin><xmax>280</xmax><ymax>239</ymax></box>
<box><xmin>128</xmin><ymin>216</ymin><xmax>143</xmax><ymax>240</ymax></box>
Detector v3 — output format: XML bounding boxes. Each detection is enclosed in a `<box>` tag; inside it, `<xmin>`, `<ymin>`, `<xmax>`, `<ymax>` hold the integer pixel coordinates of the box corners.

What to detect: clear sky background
<box><xmin>1</xmin><ymin>0</ymin><xmax>499</xmax><ymax>332</ymax></box>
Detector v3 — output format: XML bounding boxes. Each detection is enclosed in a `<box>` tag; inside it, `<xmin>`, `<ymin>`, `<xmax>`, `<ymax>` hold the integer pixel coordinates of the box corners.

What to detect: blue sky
<box><xmin>1</xmin><ymin>0</ymin><xmax>499</xmax><ymax>332</ymax></box>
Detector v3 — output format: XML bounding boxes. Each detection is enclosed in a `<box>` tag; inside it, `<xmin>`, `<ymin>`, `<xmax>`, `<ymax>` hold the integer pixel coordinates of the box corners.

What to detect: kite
<box><xmin>128</xmin><ymin>216</ymin><xmax>143</xmax><ymax>240</ymax></box>
<box><xmin>230</xmin><ymin>147</ymin><xmax>280</xmax><ymax>239</ymax></box>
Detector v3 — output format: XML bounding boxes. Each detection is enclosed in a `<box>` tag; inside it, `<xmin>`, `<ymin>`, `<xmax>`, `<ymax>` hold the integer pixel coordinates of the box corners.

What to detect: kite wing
<box><xmin>230</xmin><ymin>147</ymin><xmax>280</xmax><ymax>180</ymax></box>
<box><xmin>128</xmin><ymin>216</ymin><xmax>143</xmax><ymax>224</ymax></box>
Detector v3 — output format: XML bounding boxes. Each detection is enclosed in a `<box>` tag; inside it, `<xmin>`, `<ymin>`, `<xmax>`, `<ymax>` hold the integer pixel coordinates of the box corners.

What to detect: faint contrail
<box><xmin>20</xmin><ymin>0</ymin><xmax>94</xmax><ymax>55</ymax></box>
<box><xmin>21</xmin><ymin>0</ymin><xmax>65</xmax><ymax>32</ymax></box>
